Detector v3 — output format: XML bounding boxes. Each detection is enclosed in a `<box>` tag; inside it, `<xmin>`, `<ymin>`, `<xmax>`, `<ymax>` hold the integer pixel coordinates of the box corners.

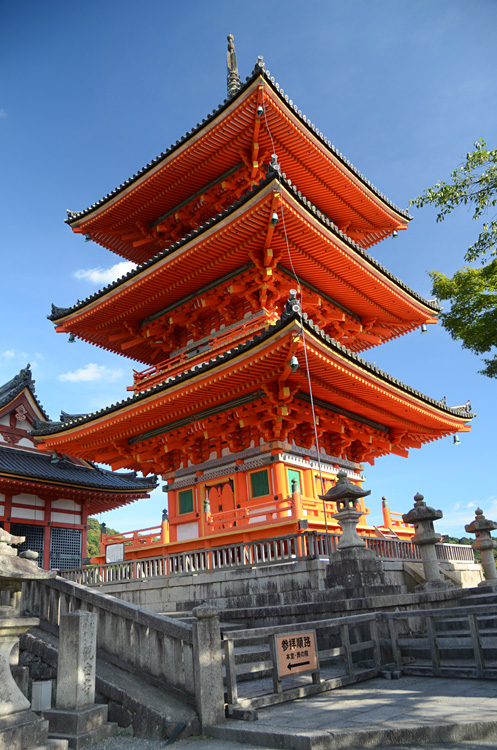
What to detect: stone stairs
<box><xmin>19</xmin><ymin>626</ymin><xmax>199</xmax><ymax>742</ymax></box>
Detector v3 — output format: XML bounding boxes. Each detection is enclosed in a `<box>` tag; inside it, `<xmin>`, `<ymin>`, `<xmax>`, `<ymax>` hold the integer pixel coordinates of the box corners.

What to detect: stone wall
<box><xmin>93</xmin><ymin>557</ymin><xmax>482</xmax><ymax>615</ymax></box>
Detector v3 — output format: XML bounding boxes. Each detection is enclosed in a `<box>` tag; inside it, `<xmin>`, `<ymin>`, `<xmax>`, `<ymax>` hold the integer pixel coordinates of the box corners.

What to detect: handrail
<box><xmin>65</xmin><ymin>530</ymin><xmax>474</xmax><ymax>587</ymax></box>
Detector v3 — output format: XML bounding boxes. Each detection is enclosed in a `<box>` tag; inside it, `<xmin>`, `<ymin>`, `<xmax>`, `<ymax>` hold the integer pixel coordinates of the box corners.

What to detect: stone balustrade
<box><xmin>61</xmin><ymin>530</ymin><xmax>474</xmax><ymax>587</ymax></box>
<box><xmin>21</xmin><ymin>575</ymin><xmax>225</xmax><ymax>729</ymax></box>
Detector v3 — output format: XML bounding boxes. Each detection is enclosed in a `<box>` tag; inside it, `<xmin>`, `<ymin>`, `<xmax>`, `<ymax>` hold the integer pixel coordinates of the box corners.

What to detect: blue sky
<box><xmin>1</xmin><ymin>0</ymin><xmax>496</xmax><ymax>536</ymax></box>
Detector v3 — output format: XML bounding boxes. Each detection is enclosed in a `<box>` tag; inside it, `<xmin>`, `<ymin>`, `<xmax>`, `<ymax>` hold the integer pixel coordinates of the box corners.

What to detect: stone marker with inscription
<box><xmin>42</xmin><ymin>610</ymin><xmax>117</xmax><ymax>748</ymax></box>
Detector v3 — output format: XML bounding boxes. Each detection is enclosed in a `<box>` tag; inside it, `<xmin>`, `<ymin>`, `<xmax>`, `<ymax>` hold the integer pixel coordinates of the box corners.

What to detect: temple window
<box><xmin>179</xmin><ymin>488</ymin><xmax>194</xmax><ymax>514</ymax></box>
<box><xmin>287</xmin><ymin>469</ymin><xmax>302</xmax><ymax>494</ymax></box>
<box><xmin>250</xmin><ymin>469</ymin><xmax>270</xmax><ymax>499</ymax></box>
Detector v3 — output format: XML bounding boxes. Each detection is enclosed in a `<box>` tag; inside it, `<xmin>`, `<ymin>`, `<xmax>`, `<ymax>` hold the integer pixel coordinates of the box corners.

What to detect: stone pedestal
<box><xmin>325</xmin><ymin>547</ymin><xmax>401</xmax><ymax>599</ymax></box>
<box><xmin>465</xmin><ymin>508</ymin><xmax>497</xmax><ymax>588</ymax></box>
<box><xmin>403</xmin><ymin>492</ymin><xmax>453</xmax><ymax>592</ymax></box>
<box><xmin>0</xmin><ymin>528</ymin><xmax>58</xmax><ymax>750</ymax></box>
<box><xmin>43</xmin><ymin>611</ymin><xmax>116</xmax><ymax>749</ymax></box>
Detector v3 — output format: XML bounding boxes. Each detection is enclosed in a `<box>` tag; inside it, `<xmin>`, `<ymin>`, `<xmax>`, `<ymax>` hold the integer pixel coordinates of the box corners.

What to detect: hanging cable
<box><xmin>262</xmin><ymin>99</ymin><xmax>331</xmax><ymax>549</ymax></box>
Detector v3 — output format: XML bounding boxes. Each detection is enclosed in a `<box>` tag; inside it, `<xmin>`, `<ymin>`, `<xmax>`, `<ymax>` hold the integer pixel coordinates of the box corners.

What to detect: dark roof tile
<box><xmin>0</xmin><ymin>446</ymin><xmax>156</xmax><ymax>492</ymax></box>
<box><xmin>66</xmin><ymin>63</ymin><xmax>410</xmax><ymax>225</ymax></box>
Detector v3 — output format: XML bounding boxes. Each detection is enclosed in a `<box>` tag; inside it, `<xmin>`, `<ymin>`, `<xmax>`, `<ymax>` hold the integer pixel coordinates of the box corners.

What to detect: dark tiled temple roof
<box><xmin>50</xmin><ymin>168</ymin><xmax>439</xmax><ymax>325</ymax></box>
<box><xmin>0</xmin><ymin>365</ymin><xmax>50</xmax><ymax>420</ymax></box>
<box><xmin>0</xmin><ymin>445</ymin><xmax>157</xmax><ymax>492</ymax></box>
<box><xmin>65</xmin><ymin>60</ymin><xmax>410</xmax><ymax>225</ymax></box>
<box><xmin>34</xmin><ymin>306</ymin><xmax>474</xmax><ymax>438</ymax></box>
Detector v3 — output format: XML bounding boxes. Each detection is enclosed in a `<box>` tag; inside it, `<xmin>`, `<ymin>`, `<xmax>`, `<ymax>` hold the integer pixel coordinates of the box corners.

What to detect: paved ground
<box><xmin>89</xmin><ymin>675</ymin><xmax>497</xmax><ymax>750</ymax></box>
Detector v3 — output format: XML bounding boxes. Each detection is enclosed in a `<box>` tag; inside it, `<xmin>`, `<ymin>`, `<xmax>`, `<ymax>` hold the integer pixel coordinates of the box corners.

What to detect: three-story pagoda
<box><xmin>34</xmin><ymin>40</ymin><xmax>472</xmax><ymax>557</ymax></box>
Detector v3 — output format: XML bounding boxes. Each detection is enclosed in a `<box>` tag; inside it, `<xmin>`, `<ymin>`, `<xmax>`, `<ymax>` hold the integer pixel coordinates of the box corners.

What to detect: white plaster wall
<box><xmin>12</xmin><ymin>506</ymin><xmax>44</xmax><ymax>521</ymax></box>
<box><xmin>52</xmin><ymin>499</ymin><xmax>80</xmax><ymax>511</ymax></box>
<box><xmin>176</xmin><ymin>521</ymin><xmax>199</xmax><ymax>541</ymax></box>
<box><xmin>51</xmin><ymin>511</ymin><xmax>82</xmax><ymax>524</ymax></box>
<box><xmin>14</xmin><ymin>494</ymin><xmax>45</xmax><ymax>507</ymax></box>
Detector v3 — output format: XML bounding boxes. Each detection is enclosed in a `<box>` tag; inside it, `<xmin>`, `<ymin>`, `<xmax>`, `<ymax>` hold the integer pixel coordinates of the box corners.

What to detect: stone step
<box><xmin>48</xmin><ymin>720</ymin><xmax>117</xmax><ymax>750</ymax></box>
<box><xmin>43</xmin><ymin>705</ymin><xmax>109</xmax><ymax>735</ymax></box>
<box><xmin>21</xmin><ymin>627</ymin><xmax>200</xmax><ymax>741</ymax></box>
<box><xmin>33</xmin><ymin>741</ymin><xmax>68</xmax><ymax>750</ymax></box>
<box><xmin>0</xmin><ymin>711</ymin><xmax>49</xmax><ymax>750</ymax></box>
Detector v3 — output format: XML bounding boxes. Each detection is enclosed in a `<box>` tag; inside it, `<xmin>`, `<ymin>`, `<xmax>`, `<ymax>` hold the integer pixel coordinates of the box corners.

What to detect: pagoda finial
<box><xmin>227</xmin><ymin>34</ymin><xmax>241</xmax><ymax>99</ymax></box>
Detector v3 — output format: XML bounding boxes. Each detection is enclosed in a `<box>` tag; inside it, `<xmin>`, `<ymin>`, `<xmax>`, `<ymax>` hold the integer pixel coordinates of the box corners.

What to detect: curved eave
<box><xmin>0</xmin><ymin>471</ymin><xmax>153</xmax><ymax>496</ymax></box>
<box><xmin>66</xmin><ymin>69</ymin><xmax>409</xmax><ymax>259</ymax></box>
<box><xmin>52</xmin><ymin>177</ymin><xmax>437</xmax><ymax>364</ymax></box>
<box><xmin>34</xmin><ymin>314</ymin><xmax>472</xmax><ymax>457</ymax></box>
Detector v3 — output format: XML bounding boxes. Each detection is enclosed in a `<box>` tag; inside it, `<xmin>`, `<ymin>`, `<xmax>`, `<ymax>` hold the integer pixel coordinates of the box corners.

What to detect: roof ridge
<box><xmin>66</xmin><ymin>60</ymin><xmax>409</xmax><ymax>225</ymax></box>
<box><xmin>0</xmin><ymin>364</ymin><xmax>50</xmax><ymax>421</ymax></box>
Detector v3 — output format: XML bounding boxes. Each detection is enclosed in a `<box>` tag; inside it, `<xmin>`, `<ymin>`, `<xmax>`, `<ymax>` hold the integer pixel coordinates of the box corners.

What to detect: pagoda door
<box><xmin>207</xmin><ymin>479</ymin><xmax>235</xmax><ymax>526</ymax></box>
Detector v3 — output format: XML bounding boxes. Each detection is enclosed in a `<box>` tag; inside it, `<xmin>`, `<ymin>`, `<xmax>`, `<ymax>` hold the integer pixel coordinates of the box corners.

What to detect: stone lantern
<box><xmin>465</xmin><ymin>508</ymin><xmax>497</xmax><ymax>587</ymax></box>
<box><xmin>320</xmin><ymin>470</ymin><xmax>370</xmax><ymax>551</ymax></box>
<box><xmin>402</xmin><ymin>492</ymin><xmax>453</xmax><ymax>591</ymax></box>
<box><xmin>0</xmin><ymin>528</ymin><xmax>56</xmax><ymax>749</ymax></box>
<box><xmin>319</xmin><ymin>471</ymin><xmax>401</xmax><ymax>598</ymax></box>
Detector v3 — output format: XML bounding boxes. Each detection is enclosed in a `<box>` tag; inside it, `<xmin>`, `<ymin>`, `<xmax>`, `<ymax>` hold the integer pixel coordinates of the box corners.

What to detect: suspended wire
<box><xmin>262</xmin><ymin>100</ymin><xmax>331</xmax><ymax>545</ymax></box>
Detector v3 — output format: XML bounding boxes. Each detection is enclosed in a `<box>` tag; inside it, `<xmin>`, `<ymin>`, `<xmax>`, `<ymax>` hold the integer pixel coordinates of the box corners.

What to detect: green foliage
<box><xmin>86</xmin><ymin>517</ymin><xmax>120</xmax><ymax>558</ymax></box>
<box><xmin>410</xmin><ymin>141</ymin><xmax>497</xmax><ymax>377</ymax></box>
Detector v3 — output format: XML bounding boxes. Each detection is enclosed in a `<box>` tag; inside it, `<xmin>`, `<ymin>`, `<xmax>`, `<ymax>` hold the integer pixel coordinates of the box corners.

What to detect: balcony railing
<box><xmin>67</xmin><ymin>530</ymin><xmax>474</xmax><ymax>587</ymax></box>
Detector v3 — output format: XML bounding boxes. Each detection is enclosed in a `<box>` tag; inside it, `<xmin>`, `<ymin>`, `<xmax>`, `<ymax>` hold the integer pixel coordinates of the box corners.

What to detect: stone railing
<box><xmin>21</xmin><ymin>576</ymin><xmax>225</xmax><ymax>729</ymax></box>
<box><xmin>221</xmin><ymin>602</ymin><xmax>497</xmax><ymax>711</ymax></box>
<box><xmin>61</xmin><ymin>531</ymin><xmax>474</xmax><ymax>587</ymax></box>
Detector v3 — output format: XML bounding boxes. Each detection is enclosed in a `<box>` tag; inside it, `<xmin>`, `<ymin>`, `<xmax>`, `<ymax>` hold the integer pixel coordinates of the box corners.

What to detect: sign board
<box><xmin>105</xmin><ymin>542</ymin><xmax>125</xmax><ymax>564</ymax></box>
<box><xmin>273</xmin><ymin>630</ymin><xmax>319</xmax><ymax>679</ymax></box>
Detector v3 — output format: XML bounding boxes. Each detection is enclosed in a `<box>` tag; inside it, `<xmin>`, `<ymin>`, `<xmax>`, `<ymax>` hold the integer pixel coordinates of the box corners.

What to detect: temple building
<box><xmin>33</xmin><ymin>41</ymin><xmax>472</xmax><ymax>560</ymax></box>
<box><xmin>0</xmin><ymin>366</ymin><xmax>156</xmax><ymax>568</ymax></box>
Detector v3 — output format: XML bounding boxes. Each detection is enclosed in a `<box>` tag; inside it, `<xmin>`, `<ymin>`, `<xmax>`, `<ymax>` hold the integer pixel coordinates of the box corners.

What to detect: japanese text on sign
<box><xmin>274</xmin><ymin>630</ymin><xmax>318</xmax><ymax>678</ymax></box>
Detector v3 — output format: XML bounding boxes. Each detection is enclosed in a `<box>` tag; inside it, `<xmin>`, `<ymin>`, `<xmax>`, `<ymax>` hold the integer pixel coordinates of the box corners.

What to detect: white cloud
<box><xmin>2</xmin><ymin>350</ymin><xmax>15</xmax><ymax>359</ymax></box>
<box><xmin>74</xmin><ymin>261</ymin><xmax>136</xmax><ymax>285</ymax></box>
<box><xmin>0</xmin><ymin>109</ymin><xmax>6</xmax><ymax>118</ymax></box>
<box><xmin>58</xmin><ymin>363</ymin><xmax>123</xmax><ymax>383</ymax></box>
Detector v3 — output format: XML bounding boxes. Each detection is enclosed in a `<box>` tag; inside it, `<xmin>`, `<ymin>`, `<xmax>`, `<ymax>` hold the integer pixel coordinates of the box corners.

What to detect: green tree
<box><xmin>86</xmin><ymin>517</ymin><xmax>120</xmax><ymax>557</ymax></box>
<box><xmin>410</xmin><ymin>140</ymin><xmax>497</xmax><ymax>378</ymax></box>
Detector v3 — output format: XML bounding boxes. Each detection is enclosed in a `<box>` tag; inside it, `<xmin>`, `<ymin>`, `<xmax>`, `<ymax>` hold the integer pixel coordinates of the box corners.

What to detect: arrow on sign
<box><xmin>288</xmin><ymin>661</ymin><xmax>310</xmax><ymax>670</ymax></box>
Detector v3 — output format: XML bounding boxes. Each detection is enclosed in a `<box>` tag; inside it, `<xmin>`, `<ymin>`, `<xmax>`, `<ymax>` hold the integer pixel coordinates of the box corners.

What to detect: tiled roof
<box><xmin>66</xmin><ymin>60</ymin><xmax>410</xmax><ymax>225</ymax></box>
<box><xmin>50</xmin><ymin>167</ymin><xmax>439</xmax><ymax>325</ymax></box>
<box><xmin>34</xmin><ymin>305</ymin><xmax>474</xmax><ymax>438</ymax></box>
<box><xmin>0</xmin><ymin>445</ymin><xmax>157</xmax><ymax>492</ymax></box>
<box><xmin>0</xmin><ymin>365</ymin><xmax>50</xmax><ymax>420</ymax></box>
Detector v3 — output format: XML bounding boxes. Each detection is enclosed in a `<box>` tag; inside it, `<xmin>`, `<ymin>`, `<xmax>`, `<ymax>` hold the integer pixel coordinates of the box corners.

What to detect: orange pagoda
<box><xmin>34</xmin><ymin>39</ymin><xmax>472</xmax><ymax>562</ymax></box>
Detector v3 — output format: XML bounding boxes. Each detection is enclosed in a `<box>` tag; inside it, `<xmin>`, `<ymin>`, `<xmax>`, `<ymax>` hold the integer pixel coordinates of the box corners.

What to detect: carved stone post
<box><xmin>465</xmin><ymin>508</ymin><xmax>497</xmax><ymax>587</ymax></box>
<box><xmin>43</xmin><ymin>610</ymin><xmax>116</xmax><ymax>744</ymax></box>
<box><xmin>192</xmin><ymin>603</ymin><xmax>225</xmax><ymax>730</ymax></box>
<box><xmin>403</xmin><ymin>492</ymin><xmax>453</xmax><ymax>591</ymax></box>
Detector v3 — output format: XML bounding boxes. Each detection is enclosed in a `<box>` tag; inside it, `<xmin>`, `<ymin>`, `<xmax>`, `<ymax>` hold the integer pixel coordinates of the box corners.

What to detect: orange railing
<box><xmin>100</xmin><ymin>524</ymin><xmax>165</xmax><ymax>555</ymax></box>
<box><xmin>204</xmin><ymin>494</ymin><xmax>297</xmax><ymax>535</ymax></box>
<box><xmin>130</xmin><ymin>316</ymin><xmax>268</xmax><ymax>393</ymax></box>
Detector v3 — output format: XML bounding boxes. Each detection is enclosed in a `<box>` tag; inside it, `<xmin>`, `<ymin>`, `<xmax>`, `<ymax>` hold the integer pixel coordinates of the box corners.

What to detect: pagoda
<box><xmin>33</xmin><ymin>39</ymin><xmax>472</xmax><ymax>559</ymax></box>
<box><xmin>0</xmin><ymin>366</ymin><xmax>156</xmax><ymax>568</ymax></box>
